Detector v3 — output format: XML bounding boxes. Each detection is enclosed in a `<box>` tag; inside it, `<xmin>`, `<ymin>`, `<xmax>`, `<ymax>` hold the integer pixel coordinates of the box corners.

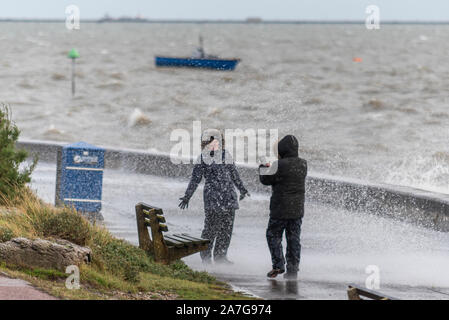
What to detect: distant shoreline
<box><xmin>1</xmin><ymin>19</ymin><xmax>449</xmax><ymax>25</ymax></box>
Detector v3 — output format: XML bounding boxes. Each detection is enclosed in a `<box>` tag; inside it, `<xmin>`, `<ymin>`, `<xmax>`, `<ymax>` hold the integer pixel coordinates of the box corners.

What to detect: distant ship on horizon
<box><xmin>245</xmin><ymin>17</ymin><xmax>263</xmax><ymax>23</ymax></box>
<box><xmin>97</xmin><ymin>14</ymin><xmax>149</xmax><ymax>23</ymax></box>
<box><xmin>97</xmin><ymin>14</ymin><xmax>265</xmax><ymax>24</ymax></box>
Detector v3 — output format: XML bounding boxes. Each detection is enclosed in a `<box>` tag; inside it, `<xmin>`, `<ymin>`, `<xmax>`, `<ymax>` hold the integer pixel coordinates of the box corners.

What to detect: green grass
<box><xmin>0</xmin><ymin>188</ymin><xmax>252</xmax><ymax>300</ymax></box>
<box><xmin>21</xmin><ymin>268</ymin><xmax>67</xmax><ymax>281</ymax></box>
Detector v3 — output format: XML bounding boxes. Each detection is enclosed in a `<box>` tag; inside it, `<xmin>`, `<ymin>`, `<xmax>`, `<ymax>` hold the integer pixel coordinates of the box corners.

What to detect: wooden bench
<box><xmin>135</xmin><ymin>202</ymin><xmax>210</xmax><ymax>264</ymax></box>
<box><xmin>347</xmin><ymin>285</ymin><xmax>398</xmax><ymax>300</ymax></box>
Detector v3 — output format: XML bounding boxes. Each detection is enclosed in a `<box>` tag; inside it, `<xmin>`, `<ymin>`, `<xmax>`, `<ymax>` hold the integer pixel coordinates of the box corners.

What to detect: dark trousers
<box><xmin>200</xmin><ymin>209</ymin><xmax>235</xmax><ymax>261</ymax></box>
<box><xmin>266</xmin><ymin>217</ymin><xmax>302</xmax><ymax>272</ymax></box>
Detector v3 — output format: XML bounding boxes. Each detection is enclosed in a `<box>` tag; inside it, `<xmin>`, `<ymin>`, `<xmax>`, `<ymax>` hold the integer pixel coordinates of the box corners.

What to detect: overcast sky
<box><xmin>2</xmin><ymin>0</ymin><xmax>449</xmax><ymax>21</ymax></box>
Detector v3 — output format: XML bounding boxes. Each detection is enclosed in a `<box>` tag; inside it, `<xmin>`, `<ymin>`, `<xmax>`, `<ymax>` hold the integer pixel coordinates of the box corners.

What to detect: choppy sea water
<box><xmin>2</xmin><ymin>22</ymin><xmax>449</xmax><ymax>193</ymax></box>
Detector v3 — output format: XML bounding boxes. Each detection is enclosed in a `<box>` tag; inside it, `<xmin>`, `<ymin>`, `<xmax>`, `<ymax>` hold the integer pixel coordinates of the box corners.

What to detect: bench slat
<box><xmin>142</xmin><ymin>209</ymin><xmax>154</xmax><ymax>217</ymax></box>
<box><xmin>165</xmin><ymin>236</ymin><xmax>190</xmax><ymax>247</ymax></box>
<box><xmin>164</xmin><ymin>237</ymin><xmax>185</xmax><ymax>248</ymax></box>
<box><xmin>168</xmin><ymin>235</ymin><xmax>195</xmax><ymax>247</ymax></box>
<box><xmin>174</xmin><ymin>234</ymin><xmax>207</xmax><ymax>245</ymax></box>
<box><xmin>180</xmin><ymin>233</ymin><xmax>209</xmax><ymax>243</ymax></box>
<box><xmin>143</xmin><ymin>208</ymin><xmax>164</xmax><ymax>216</ymax></box>
<box><xmin>173</xmin><ymin>234</ymin><xmax>202</xmax><ymax>244</ymax></box>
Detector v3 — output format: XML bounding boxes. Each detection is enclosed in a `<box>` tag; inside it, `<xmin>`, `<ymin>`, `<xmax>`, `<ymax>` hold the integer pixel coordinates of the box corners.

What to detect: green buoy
<box><xmin>68</xmin><ymin>49</ymin><xmax>80</xmax><ymax>96</ymax></box>
<box><xmin>68</xmin><ymin>48</ymin><xmax>80</xmax><ymax>59</ymax></box>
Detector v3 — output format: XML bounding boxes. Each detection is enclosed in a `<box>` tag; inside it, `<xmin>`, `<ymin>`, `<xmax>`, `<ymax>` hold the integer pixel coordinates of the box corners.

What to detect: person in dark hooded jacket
<box><xmin>259</xmin><ymin>135</ymin><xmax>307</xmax><ymax>279</ymax></box>
<box><xmin>179</xmin><ymin>129</ymin><xmax>249</xmax><ymax>264</ymax></box>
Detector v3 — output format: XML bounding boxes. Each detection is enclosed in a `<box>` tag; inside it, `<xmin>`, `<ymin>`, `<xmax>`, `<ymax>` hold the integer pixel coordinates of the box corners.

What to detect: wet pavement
<box><xmin>30</xmin><ymin>162</ymin><xmax>449</xmax><ymax>300</ymax></box>
<box><xmin>0</xmin><ymin>276</ymin><xmax>57</xmax><ymax>300</ymax></box>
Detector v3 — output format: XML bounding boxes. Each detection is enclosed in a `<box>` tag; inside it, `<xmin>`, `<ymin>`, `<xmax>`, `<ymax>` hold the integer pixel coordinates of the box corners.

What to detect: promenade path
<box><xmin>0</xmin><ymin>275</ymin><xmax>56</xmax><ymax>300</ymax></box>
<box><xmin>26</xmin><ymin>162</ymin><xmax>449</xmax><ymax>300</ymax></box>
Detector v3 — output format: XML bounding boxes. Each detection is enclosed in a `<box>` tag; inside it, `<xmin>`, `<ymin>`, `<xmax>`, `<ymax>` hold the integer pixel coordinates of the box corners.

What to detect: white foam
<box><xmin>128</xmin><ymin>108</ymin><xmax>151</xmax><ymax>127</ymax></box>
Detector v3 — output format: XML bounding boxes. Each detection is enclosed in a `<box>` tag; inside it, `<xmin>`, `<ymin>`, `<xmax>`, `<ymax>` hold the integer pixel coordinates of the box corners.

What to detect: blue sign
<box><xmin>56</xmin><ymin>142</ymin><xmax>105</xmax><ymax>213</ymax></box>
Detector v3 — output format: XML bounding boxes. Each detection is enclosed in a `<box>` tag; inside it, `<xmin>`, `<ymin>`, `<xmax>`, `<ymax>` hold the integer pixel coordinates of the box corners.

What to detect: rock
<box><xmin>0</xmin><ymin>238</ymin><xmax>91</xmax><ymax>272</ymax></box>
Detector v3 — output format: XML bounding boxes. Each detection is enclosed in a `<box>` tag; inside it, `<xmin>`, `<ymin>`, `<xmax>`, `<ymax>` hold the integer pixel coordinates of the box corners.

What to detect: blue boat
<box><xmin>155</xmin><ymin>56</ymin><xmax>240</xmax><ymax>71</ymax></box>
<box><xmin>155</xmin><ymin>36</ymin><xmax>240</xmax><ymax>71</ymax></box>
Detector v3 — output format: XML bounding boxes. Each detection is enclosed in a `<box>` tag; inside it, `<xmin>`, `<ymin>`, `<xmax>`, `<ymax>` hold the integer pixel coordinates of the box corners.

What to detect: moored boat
<box><xmin>155</xmin><ymin>56</ymin><xmax>240</xmax><ymax>71</ymax></box>
<box><xmin>155</xmin><ymin>35</ymin><xmax>240</xmax><ymax>71</ymax></box>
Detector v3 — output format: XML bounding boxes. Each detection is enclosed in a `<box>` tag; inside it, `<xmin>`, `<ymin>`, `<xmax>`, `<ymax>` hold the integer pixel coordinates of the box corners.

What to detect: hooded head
<box><xmin>201</xmin><ymin>129</ymin><xmax>225</xmax><ymax>150</ymax></box>
<box><xmin>277</xmin><ymin>135</ymin><xmax>299</xmax><ymax>159</ymax></box>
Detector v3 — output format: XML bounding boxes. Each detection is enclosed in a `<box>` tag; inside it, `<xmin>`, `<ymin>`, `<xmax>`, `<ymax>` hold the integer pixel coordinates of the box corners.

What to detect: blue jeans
<box><xmin>266</xmin><ymin>218</ymin><xmax>302</xmax><ymax>272</ymax></box>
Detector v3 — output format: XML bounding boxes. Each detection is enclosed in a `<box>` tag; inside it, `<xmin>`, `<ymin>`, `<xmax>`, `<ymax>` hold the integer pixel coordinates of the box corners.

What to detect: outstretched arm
<box><xmin>259</xmin><ymin>161</ymin><xmax>281</xmax><ymax>186</ymax></box>
<box><xmin>184</xmin><ymin>163</ymin><xmax>204</xmax><ymax>200</ymax></box>
<box><xmin>224</xmin><ymin>150</ymin><xmax>248</xmax><ymax>195</ymax></box>
<box><xmin>229</xmin><ymin>163</ymin><xmax>248</xmax><ymax>195</ymax></box>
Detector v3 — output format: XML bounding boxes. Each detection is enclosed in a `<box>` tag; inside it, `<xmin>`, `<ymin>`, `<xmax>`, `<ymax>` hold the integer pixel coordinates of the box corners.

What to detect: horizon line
<box><xmin>0</xmin><ymin>18</ymin><xmax>449</xmax><ymax>24</ymax></box>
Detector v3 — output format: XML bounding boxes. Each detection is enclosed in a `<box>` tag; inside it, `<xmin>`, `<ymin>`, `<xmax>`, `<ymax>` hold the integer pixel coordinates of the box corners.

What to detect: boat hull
<box><xmin>155</xmin><ymin>56</ymin><xmax>240</xmax><ymax>71</ymax></box>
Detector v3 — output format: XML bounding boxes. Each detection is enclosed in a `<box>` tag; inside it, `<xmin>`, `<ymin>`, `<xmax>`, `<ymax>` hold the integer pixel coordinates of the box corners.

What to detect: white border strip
<box><xmin>64</xmin><ymin>198</ymin><xmax>102</xmax><ymax>203</ymax></box>
<box><xmin>66</xmin><ymin>167</ymin><xmax>104</xmax><ymax>172</ymax></box>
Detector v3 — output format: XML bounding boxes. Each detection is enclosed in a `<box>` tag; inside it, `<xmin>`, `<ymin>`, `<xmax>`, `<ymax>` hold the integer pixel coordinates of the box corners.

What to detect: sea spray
<box><xmin>128</xmin><ymin>108</ymin><xmax>151</xmax><ymax>127</ymax></box>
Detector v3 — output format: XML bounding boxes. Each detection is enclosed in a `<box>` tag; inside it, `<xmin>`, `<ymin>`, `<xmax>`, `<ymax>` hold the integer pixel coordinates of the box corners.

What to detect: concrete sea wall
<box><xmin>18</xmin><ymin>140</ymin><xmax>449</xmax><ymax>232</ymax></box>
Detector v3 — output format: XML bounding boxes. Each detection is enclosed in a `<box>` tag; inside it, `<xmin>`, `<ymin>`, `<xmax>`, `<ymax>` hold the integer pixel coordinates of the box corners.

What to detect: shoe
<box><xmin>215</xmin><ymin>257</ymin><xmax>234</xmax><ymax>265</ymax></box>
<box><xmin>266</xmin><ymin>269</ymin><xmax>285</xmax><ymax>278</ymax></box>
<box><xmin>202</xmin><ymin>258</ymin><xmax>212</xmax><ymax>265</ymax></box>
<box><xmin>283</xmin><ymin>272</ymin><xmax>298</xmax><ymax>280</ymax></box>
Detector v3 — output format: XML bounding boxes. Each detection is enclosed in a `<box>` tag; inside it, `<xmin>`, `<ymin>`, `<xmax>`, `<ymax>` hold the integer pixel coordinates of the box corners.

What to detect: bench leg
<box><xmin>167</xmin><ymin>244</ymin><xmax>210</xmax><ymax>264</ymax></box>
<box><xmin>347</xmin><ymin>287</ymin><xmax>362</xmax><ymax>300</ymax></box>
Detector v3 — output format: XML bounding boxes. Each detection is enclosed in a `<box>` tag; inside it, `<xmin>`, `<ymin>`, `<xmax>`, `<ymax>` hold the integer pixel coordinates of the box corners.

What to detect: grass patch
<box><xmin>0</xmin><ymin>188</ymin><xmax>252</xmax><ymax>300</ymax></box>
<box><xmin>21</xmin><ymin>268</ymin><xmax>67</xmax><ymax>281</ymax></box>
<box><xmin>0</xmin><ymin>225</ymin><xmax>14</xmax><ymax>242</ymax></box>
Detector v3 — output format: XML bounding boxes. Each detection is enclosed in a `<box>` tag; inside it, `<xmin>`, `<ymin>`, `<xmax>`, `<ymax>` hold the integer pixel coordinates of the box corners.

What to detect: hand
<box><xmin>259</xmin><ymin>163</ymin><xmax>271</xmax><ymax>168</ymax></box>
<box><xmin>239</xmin><ymin>190</ymin><xmax>250</xmax><ymax>201</ymax></box>
<box><xmin>179</xmin><ymin>197</ymin><xmax>189</xmax><ymax>210</ymax></box>
<box><xmin>258</xmin><ymin>156</ymin><xmax>271</xmax><ymax>167</ymax></box>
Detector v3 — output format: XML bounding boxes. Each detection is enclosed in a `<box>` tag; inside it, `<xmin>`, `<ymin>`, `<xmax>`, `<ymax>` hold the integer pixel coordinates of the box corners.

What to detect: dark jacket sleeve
<box><xmin>229</xmin><ymin>163</ymin><xmax>248</xmax><ymax>194</ymax></box>
<box><xmin>184</xmin><ymin>163</ymin><xmax>203</xmax><ymax>200</ymax></box>
<box><xmin>259</xmin><ymin>161</ymin><xmax>282</xmax><ymax>186</ymax></box>
<box><xmin>223</xmin><ymin>150</ymin><xmax>247</xmax><ymax>194</ymax></box>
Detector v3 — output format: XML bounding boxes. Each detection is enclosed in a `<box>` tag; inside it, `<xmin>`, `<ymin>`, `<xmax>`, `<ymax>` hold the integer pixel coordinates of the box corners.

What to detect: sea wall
<box><xmin>18</xmin><ymin>140</ymin><xmax>449</xmax><ymax>232</ymax></box>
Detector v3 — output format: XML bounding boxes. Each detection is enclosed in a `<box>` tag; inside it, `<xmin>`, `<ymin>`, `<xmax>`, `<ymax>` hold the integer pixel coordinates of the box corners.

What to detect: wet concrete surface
<box><xmin>30</xmin><ymin>163</ymin><xmax>449</xmax><ymax>300</ymax></box>
<box><xmin>0</xmin><ymin>276</ymin><xmax>57</xmax><ymax>300</ymax></box>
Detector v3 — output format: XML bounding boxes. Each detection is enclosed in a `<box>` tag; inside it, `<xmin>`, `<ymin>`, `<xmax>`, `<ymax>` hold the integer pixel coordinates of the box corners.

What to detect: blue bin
<box><xmin>55</xmin><ymin>142</ymin><xmax>105</xmax><ymax>213</ymax></box>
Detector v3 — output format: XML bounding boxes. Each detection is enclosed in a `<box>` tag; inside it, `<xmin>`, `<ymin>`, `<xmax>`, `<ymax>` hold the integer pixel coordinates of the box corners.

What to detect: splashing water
<box><xmin>30</xmin><ymin>162</ymin><xmax>449</xmax><ymax>299</ymax></box>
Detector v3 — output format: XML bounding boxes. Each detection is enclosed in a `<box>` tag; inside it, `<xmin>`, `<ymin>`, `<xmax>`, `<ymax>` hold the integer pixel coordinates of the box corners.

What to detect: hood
<box><xmin>201</xmin><ymin>129</ymin><xmax>222</xmax><ymax>143</ymax></box>
<box><xmin>201</xmin><ymin>129</ymin><xmax>224</xmax><ymax>150</ymax></box>
<box><xmin>277</xmin><ymin>135</ymin><xmax>299</xmax><ymax>159</ymax></box>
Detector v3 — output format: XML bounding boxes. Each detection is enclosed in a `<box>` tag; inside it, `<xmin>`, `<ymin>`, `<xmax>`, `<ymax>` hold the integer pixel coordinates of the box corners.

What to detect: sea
<box><xmin>2</xmin><ymin>22</ymin><xmax>449</xmax><ymax>193</ymax></box>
